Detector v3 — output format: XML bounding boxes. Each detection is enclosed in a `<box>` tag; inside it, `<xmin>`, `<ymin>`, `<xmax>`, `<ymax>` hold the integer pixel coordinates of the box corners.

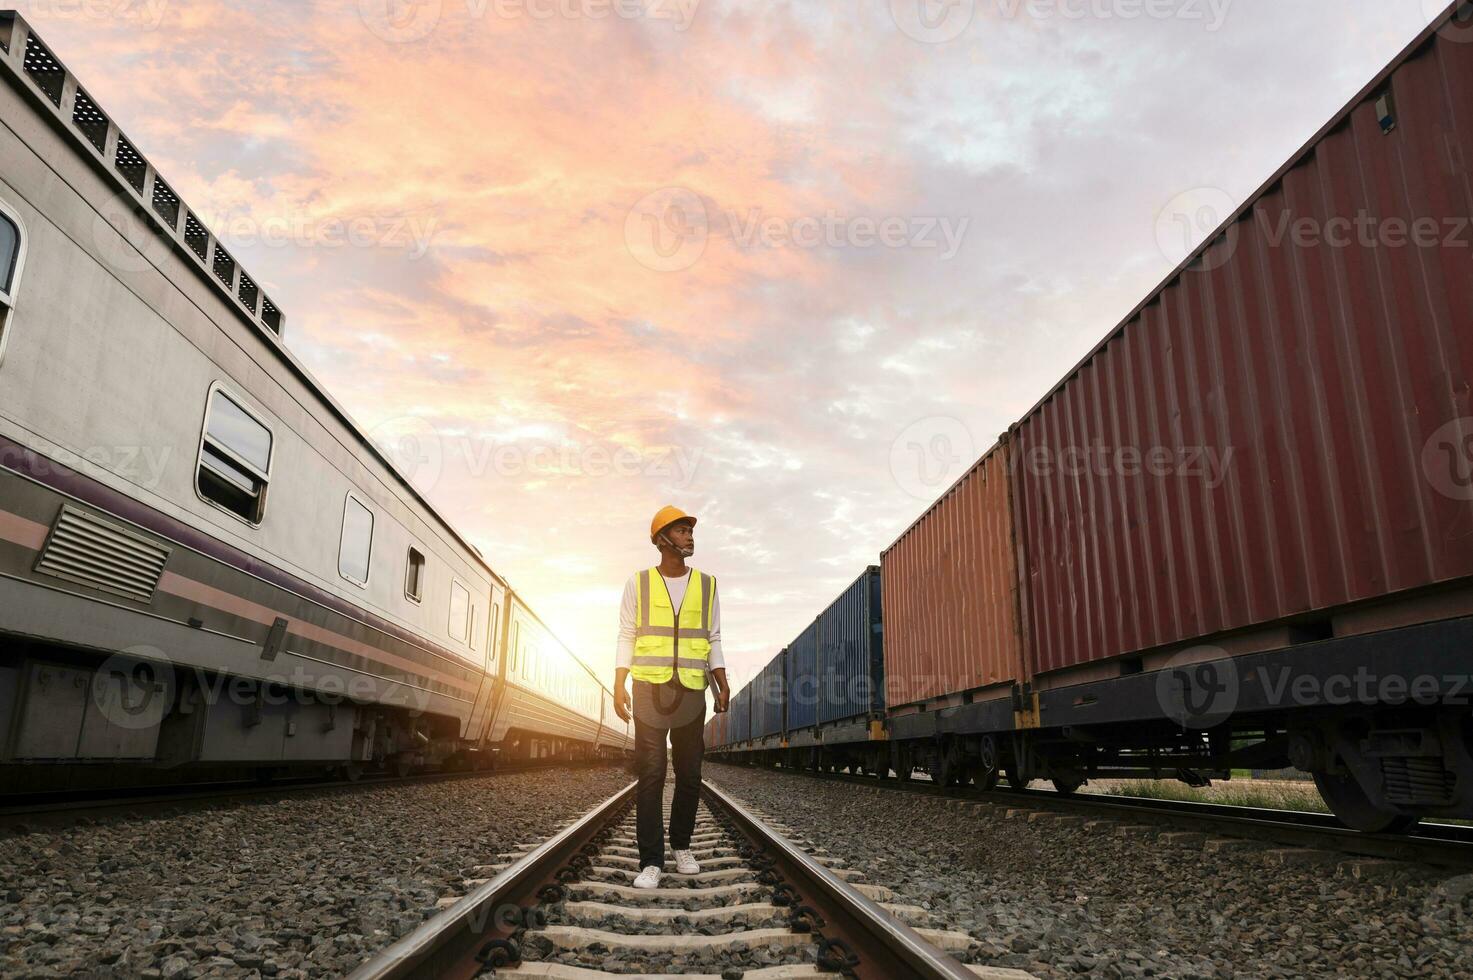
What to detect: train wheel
<box><xmin>969</xmin><ymin>762</ymin><xmax>999</xmax><ymax>791</ymax></box>
<box><xmin>893</xmin><ymin>744</ymin><xmax>913</xmax><ymax>782</ymax></box>
<box><xmin>1313</xmin><ymin>770</ymin><xmax>1420</xmax><ymax>834</ymax></box>
<box><xmin>1051</xmin><ymin>774</ymin><xmax>1083</xmax><ymax>796</ymax></box>
<box><xmin>339</xmin><ymin>763</ymin><xmax>363</xmax><ymax>782</ymax></box>
<box><xmin>1002</xmin><ymin>767</ymin><xmax>1027</xmax><ymax>789</ymax></box>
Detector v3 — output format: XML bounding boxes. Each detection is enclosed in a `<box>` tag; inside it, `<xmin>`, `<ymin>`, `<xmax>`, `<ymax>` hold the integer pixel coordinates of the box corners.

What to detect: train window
<box><xmin>449</xmin><ymin>581</ymin><xmax>470</xmax><ymax>642</ymax></box>
<box><xmin>511</xmin><ymin>623</ymin><xmax>522</xmax><ymax>674</ymax></box>
<box><xmin>338</xmin><ymin>493</ymin><xmax>374</xmax><ymax>585</ymax></box>
<box><xmin>405</xmin><ymin>547</ymin><xmax>425</xmax><ymax>602</ymax></box>
<box><xmin>0</xmin><ymin>211</ymin><xmax>19</xmax><ymax>300</ymax></box>
<box><xmin>486</xmin><ymin>604</ymin><xmax>500</xmax><ymax>662</ymax></box>
<box><xmin>0</xmin><ymin>206</ymin><xmax>20</xmax><ymax>368</ymax></box>
<box><xmin>197</xmin><ymin>387</ymin><xmax>273</xmax><ymax>525</ymax></box>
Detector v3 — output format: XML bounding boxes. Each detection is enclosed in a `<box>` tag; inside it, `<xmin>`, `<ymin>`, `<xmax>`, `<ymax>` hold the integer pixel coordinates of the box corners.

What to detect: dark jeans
<box><xmin>632</xmin><ymin>679</ymin><xmax>707</xmax><ymax>869</ymax></box>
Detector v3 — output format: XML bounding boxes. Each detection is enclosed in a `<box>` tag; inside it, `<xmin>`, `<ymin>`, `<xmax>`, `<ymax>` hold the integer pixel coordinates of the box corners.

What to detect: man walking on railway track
<box><xmin>614</xmin><ymin>505</ymin><xmax>730</xmax><ymax>889</ymax></box>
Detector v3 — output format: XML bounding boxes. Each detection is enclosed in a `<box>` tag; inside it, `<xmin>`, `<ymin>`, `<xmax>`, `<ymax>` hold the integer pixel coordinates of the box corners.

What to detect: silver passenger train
<box><xmin>0</xmin><ymin>12</ymin><xmax>630</xmax><ymax>788</ymax></box>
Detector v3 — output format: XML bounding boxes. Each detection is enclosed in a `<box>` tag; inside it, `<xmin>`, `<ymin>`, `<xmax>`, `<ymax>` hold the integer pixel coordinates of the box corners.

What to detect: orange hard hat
<box><xmin>650</xmin><ymin>505</ymin><xmax>696</xmax><ymax>542</ymax></box>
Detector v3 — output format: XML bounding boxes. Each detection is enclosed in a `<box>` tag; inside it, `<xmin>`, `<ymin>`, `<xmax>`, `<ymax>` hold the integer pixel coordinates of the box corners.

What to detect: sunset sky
<box><xmin>19</xmin><ymin>0</ymin><xmax>1447</xmax><ymax>684</ymax></box>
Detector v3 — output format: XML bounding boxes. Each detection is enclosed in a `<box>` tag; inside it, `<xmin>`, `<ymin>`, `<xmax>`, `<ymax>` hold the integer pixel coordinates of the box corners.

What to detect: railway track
<box><xmin>715</xmin><ymin>762</ymin><xmax>1473</xmax><ymax>869</ymax></box>
<box><xmin>350</xmin><ymin>779</ymin><xmax>1029</xmax><ymax>979</ymax></box>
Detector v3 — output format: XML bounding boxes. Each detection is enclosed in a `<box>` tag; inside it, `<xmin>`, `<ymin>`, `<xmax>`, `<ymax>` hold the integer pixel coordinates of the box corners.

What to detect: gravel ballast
<box><xmin>708</xmin><ymin>764</ymin><xmax>1473</xmax><ymax>979</ymax></box>
<box><xmin>0</xmin><ymin>765</ymin><xmax>633</xmax><ymax>978</ymax></box>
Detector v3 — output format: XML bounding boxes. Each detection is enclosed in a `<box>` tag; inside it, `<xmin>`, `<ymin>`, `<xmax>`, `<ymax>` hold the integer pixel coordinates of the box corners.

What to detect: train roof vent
<box><xmin>151</xmin><ymin>178</ymin><xmax>181</xmax><ymax>229</ymax></box>
<box><xmin>22</xmin><ymin>33</ymin><xmax>64</xmax><ymax>106</ymax></box>
<box><xmin>71</xmin><ymin>87</ymin><xmax>109</xmax><ymax>154</ymax></box>
<box><xmin>34</xmin><ymin>504</ymin><xmax>171</xmax><ymax>604</ymax></box>
<box><xmin>114</xmin><ymin>136</ymin><xmax>147</xmax><ymax>193</ymax></box>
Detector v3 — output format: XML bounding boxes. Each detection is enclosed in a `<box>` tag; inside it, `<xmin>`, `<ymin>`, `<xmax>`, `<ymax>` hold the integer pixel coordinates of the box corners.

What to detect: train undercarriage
<box><xmin>0</xmin><ymin>640</ymin><xmax>618</xmax><ymax>794</ymax></box>
<box><xmin>721</xmin><ymin>701</ymin><xmax>1473</xmax><ymax>834</ymax></box>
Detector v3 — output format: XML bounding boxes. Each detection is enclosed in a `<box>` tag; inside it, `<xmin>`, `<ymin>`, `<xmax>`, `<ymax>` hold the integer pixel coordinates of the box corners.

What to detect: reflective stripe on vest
<box><xmin>629</xmin><ymin>566</ymin><xmax>712</xmax><ymax>690</ymax></box>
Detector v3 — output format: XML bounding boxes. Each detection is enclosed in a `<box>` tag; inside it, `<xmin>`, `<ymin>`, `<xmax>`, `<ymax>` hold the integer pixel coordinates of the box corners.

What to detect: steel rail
<box><xmin>347</xmin><ymin>781</ymin><xmax>636</xmax><ymax>980</ymax></box>
<box><xmin>711</xmin><ymin>762</ymin><xmax>1473</xmax><ymax>869</ymax></box>
<box><xmin>700</xmin><ymin>778</ymin><xmax>977</xmax><ymax>980</ymax></box>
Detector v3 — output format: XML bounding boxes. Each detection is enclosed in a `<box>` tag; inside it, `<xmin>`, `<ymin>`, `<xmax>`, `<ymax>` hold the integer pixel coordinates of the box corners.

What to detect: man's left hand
<box><xmin>713</xmin><ymin>687</ymin><xmax>729</xmax><ymax>713</ymax></box>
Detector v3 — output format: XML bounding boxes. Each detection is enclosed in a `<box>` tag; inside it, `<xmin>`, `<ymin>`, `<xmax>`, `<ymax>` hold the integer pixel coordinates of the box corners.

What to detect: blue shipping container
<box><xmin>785</xmin><ymin>621</ymin><xmax>818</xmax><ymax>732</ymax></box>
<box><xmin>732</xmin><ymin>684</ymin><xmax>751</xmax><ymax>743</ymax></box>
<box><xmin>816</xmin><ymin>566</ymin><xmax>884</xmax><ymax>725</ymax></box>
<box><xmin>752</xmin><ymin>650</ymin><xmax>787</xmax><ymax>739</ymax></box>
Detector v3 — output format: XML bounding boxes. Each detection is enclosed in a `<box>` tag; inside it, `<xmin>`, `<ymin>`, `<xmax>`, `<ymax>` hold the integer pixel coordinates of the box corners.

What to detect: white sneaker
<box><xmin>673</xmin><ymin>849</ymin><xmax>700</xmax><ymax>875</ymax></box>
<box><xmin>632</xmin><ymin>865</ymin><xmax>662</xmax><ymax>889</ymax></box>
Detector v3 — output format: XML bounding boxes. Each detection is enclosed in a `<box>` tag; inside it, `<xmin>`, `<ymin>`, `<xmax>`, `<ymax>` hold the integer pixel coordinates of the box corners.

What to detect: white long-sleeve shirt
<box><xmin>615</xmin><ymin>568</ymin><xmax>724</xmax><ymax>672</ymax></box>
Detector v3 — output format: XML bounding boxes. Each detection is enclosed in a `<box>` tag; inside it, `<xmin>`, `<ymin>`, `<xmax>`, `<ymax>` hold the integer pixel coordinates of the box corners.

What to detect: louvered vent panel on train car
<box><xmin>34</xmin><ymin>505</ymin><xmax>171</xmax><ymax>603</ymax></box>
<box><xmin>1380</xmin><ymin>756</ymin><xmax>1457</xmax><ymax>808</ymax></box>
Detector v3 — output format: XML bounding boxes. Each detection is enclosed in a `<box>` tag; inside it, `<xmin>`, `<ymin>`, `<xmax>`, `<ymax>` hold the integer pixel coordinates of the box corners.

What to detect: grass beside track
<box><xmin>1096</xmin><ymin>777</ymin><xmax>1330</xmax><ymax>812</ymax></box>
<box><xmin>1090</xmin><ymin>776</ymin><xmax>1473</xmax><ymax>826</ymax></box>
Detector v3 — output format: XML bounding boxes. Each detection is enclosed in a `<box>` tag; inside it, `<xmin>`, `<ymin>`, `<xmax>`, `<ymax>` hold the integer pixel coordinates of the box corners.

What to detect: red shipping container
<box><xmin>1010</xmin><ymin>14</ymin><xmax>1473</xmax><ymax>678</ymax></box>
<box><xmin>882</xmin><ymin>441</ymin><xmax>1024</xmax><ymax>709</ymax></box>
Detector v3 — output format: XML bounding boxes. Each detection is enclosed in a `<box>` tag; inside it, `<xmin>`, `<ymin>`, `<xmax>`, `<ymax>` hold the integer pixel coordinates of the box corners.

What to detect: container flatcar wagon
<box><xmin>997</xmin><ymin>0</ymin><xmax>1473</xmax><ymax>830</ymax></box>
<box><xmin>731</xmin><ymin>682</ymin><xmax>752</xmax><ymax>745</ymax></box>
<box><xmin>751</xmin><ymin>649</ymin><xmax>787</xmax><ymax>748</ymax></box>
<box><xmin>811</xmin><ymin>565</ymin><xmax>884</xmax><ymax>766</ymax></box>
<box><xmin>785</xmin><ymin>623</ymin><xmax>818</xmax><ymax>742</ymax></box>
<box><xmin>717</xmin><ymin>1</ymin><xmax>1473</xmax><ymax>832</ymax></box>
<box><xmin>0</xmin><ymin>13</ymin><xmax>627</xmax><ymax>789</ymax></box>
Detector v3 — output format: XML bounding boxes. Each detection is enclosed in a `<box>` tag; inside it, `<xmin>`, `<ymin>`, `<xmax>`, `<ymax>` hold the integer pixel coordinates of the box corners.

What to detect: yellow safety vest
<box><xmin>630</xmin><ymin>567</ymin><xmax>713</xmax><ymax>690</ymax></box>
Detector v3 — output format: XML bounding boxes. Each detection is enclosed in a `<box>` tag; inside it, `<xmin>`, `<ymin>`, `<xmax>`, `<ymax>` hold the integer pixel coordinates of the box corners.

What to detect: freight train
<box><xmin>710</xmin><ymin>1</ymin><xmax>1473</xmax><ymax>834</ymax></box>
<box><xmin>0</xmin><ymin>12</ymin><xmax>630</xmax><ymax>792</ymax></box>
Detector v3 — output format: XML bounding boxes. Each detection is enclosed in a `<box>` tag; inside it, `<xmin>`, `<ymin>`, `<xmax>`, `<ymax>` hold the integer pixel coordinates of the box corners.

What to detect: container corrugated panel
<box><xmin>752</xmin><ymin>651</ymin><xmax>787</xmax><ymax>739</ymax></box>
<box><xmin>816</xmin><ymin>566</ymin><xmax>884</xmax><ymax>725</ymax></box>
<box><xmin>786</xmin><ymin>623</ymin><xmax>818</xmax><ymax>732</ymax></box>
<box><xmin>1010</xmin><ymin>13</ymin><xmax>1473</xmax><ymax>675</ymax></box>
<box><xmin>882</xmin><ymin>442</ymin><xmax>1024</xmax><ymax>708</ymax></box>
<box><xmin>732</xmin><ymin>684</ymin><xmax>751</xmax><ymax>742</ymax></box>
